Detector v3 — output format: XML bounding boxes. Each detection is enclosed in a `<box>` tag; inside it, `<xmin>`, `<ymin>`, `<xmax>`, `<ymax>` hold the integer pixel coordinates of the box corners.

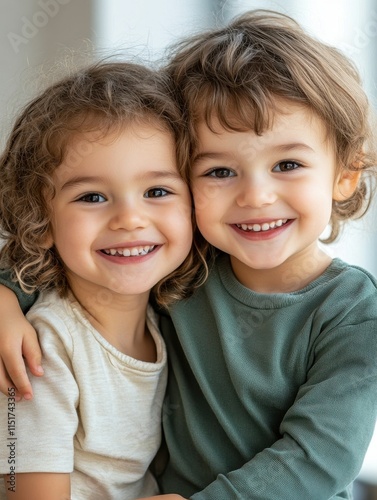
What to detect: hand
<box><xmin>0</xmin><ymin>286</ymin><xmax>43</xmax><ymax>400</ymax></box>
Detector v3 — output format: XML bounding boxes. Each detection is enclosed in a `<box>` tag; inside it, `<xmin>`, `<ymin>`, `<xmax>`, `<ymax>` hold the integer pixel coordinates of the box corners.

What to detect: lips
<box><xmin>101</xmin><ymin>245</ymin><xmax>156</xmax><ymax>257</ymax></box>
<box><xmin>235</xmin><ymin>219</ymin><xmax>288</xmax><ymax>232</ymax></box>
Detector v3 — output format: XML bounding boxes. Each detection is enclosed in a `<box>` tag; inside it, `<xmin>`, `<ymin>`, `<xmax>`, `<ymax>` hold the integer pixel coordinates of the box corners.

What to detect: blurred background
<box><xmin>1</xmin><ymin>0</ymin><xmax>376</xmax><ymax>497</ymax></box>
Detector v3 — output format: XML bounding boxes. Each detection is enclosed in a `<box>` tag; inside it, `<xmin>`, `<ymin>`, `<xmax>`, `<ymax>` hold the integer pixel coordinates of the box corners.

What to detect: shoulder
<box><xmin>26</xmin><ymin>289</ymin><xmax>77</xmax><ymax>352</ymax></box>
<box><xmin>28</xmin><ymin>288</ymin><xmax>67</xmax><ymax>310</ymax></box>
<box><xmin>309</xmin><ymin>260</ymin><xmax>377</xmax><ymax>343</ymax></box>
<box><xmin>326</xmin><ymin>259</ymin><xmax>377</xmax><ymax>301</ymax></box>
<box><xmin>330</xmin><ymin>256</ymin><xmax>375</xmax><ymax>277</ymax></box>
<box><xmin>27</xmin><ymin>290</ymin><xmax>72</xmax><ymax>325</ymax></box>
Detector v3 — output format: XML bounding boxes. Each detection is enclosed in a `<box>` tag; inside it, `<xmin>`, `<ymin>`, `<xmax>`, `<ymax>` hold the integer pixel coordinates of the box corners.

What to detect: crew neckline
<box><xmin>217</xmin><ymin>254</ymin><xmax>347</xmax><ymax>309</ymax></box>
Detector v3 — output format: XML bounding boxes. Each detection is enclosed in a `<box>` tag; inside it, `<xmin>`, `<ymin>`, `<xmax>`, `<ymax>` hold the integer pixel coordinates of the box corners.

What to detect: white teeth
<box><xmin>103</xmin><ymin>245</ymin><xmax>155</xmax><ymax>256</ymax></box>
<box><xmin>236</xmin><ymin>219</ymin><xmax>288</xmax><ymax>232</ymax></box>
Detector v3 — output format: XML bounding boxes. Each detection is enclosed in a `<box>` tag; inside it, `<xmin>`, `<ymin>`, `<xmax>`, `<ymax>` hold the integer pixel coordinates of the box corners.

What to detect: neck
<box><xmin>68</xmin><ymin>280</ymin><xmax>155</xmax><ymax>361</ymax></box>
<box><xmin>230</xmin><ymin>246</ymin><xmax>332</xmax><ymax>293</ymax></box>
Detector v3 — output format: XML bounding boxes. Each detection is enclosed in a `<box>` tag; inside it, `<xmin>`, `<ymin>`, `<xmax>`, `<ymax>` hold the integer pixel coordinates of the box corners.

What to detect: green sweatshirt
<box><xmin>1</xmin><ymin>255</ymin><xmax>377</xmax><ymax>499</ymax></box>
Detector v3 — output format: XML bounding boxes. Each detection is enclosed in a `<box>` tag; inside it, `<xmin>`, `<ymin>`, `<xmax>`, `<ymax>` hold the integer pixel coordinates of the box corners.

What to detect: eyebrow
<box><xmin>274</xmin><ymin>142</ymin><xmax>315</xmax><ymax>153</ymax></box>
<box><xmin>193</xmin><ymin>142</ymin><xmax>315</xmax><ymax>163</ymax></box>
<box><xmin>193</xmin><ymin>152</ymin><xmax>228</xmax><ymax>163</ymax></box>
<box><xmin>141</xmin><ymin>170</ymin><xmax>183</xmax><ymax>181</ymax></box>
<box><xmin>59</xmin><ymin>170</ymin><xmax>183</xmax><ymax>191</ymax></box>
<box><xmin>60</xmin><ymin>176</ymin><xmax>102</xmax><ymax>191</ymax></box>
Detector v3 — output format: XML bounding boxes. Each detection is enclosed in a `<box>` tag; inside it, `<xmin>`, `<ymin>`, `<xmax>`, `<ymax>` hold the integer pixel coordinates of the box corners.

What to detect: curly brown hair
<box><xmin>0</xmin><ymin>60</ymin><xmax>206</xmax><ymax>307</ymax></box>
<box><xmin>165</xmin><ymin>9</ymin><xmax>377</xmax><ymax>259</ymax></box>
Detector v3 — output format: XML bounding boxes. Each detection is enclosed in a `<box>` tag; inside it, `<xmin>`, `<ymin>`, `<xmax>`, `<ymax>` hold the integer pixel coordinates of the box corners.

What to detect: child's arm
<box><xmin>4</xmin><ymin>473</ymin><xmax>70</xmax><ymax>500</ymax></box>
<box><xmin>0</xmin><ymin>284</ymin><xmax>42</xmax><ymax>400</ymax></box>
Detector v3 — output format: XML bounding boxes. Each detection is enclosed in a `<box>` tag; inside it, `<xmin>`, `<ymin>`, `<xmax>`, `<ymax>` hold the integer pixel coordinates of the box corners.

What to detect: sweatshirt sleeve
<box><xmin>190</xmin><ymin>295</ymin><xmax>377</xmax><ymax>500</ymax></box>
<box><xmin>0</xmin><ymin>269</ymin><xmax>38</xmax><ymax>312</ymax></box>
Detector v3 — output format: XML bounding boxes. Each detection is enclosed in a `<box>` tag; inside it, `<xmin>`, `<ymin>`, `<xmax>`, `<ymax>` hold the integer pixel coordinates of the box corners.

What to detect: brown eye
<box><xmin>273</xmin><ymin>161</ymin><xmax>301</xmax><ymax>172</ymax></box>
<box><xmin>145</xmin><ymin>188</ymin><xmax>169</xmax><ymax>198</ymax></box>
<box><xmin>77</xmin><ymin>193</ymin><xmax>106</xmax><ymax>203</ymax></box>
<box><xmin>206</xmin><ymin>168</ymin><xmax>235</xmax><ymax>178</ymax></box>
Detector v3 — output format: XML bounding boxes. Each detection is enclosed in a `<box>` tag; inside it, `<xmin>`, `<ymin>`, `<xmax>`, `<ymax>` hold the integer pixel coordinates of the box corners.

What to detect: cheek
<box><xmin>194</xmin><ymin>209</ymin><xmax>217</xmax><ymax>245</ymax></box>
<box><xmin>162</xmin><ymin>203</ymin><xmax>193</xmax><ymax>243</ymax></box>
<box><xmin>52</xmin><ymin>212</ymin><xmax>90</xmax><ymax>250</ymax></box>
<box><xmin>177</xmin><ymin>195</ymin><xmax>193</xmax><ymax>221</ymax></box>
<box><xmin>291</xmin><ymin>186</ymin><xmax>334</xmax><ymax>235</ymax></box>
<box><xmin>290</xmin><ymin>181</ymin><xmax>333</xmax><ymax>212</ymax></box>
<box><xmin>176</xmin><ymin>213</ymin><xmax>193</xmax><ymax>245</ymax></box>
<box><xmin>193</xmin><ymin>189</ymin><xmax>225</xmax><ymax>240</ymax></box>
<box><xmin>192</xmin><ymin>182</ymin><xmax>224</xmax><ymax>212</ymax></box>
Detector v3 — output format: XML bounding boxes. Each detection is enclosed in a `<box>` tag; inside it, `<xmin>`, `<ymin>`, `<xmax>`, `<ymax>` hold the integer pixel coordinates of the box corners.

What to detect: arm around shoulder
<box><xmin>0</xmin><ymin>285</ymin><xmax>43</xmax><ymax>400</ymax></box>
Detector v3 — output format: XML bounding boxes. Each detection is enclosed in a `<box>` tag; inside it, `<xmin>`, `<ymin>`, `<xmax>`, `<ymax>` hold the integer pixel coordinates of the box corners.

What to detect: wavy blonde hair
<box><xmin>166</xmin><ymin>9</ymin><xmax>377</xmax><ymax>261</ymax></box>
<box><xmin>0</xmin><ymin>61</ymin><xmax>207</xmax><ymax>307</ymax></box>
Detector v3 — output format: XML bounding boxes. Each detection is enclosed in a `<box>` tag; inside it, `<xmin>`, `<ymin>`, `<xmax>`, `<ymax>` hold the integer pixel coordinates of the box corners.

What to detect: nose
<box><xmin>108</xmin><ymin>198</ymin><xmax>147</xmax><ymax>231</ymax></box>
<box><xmin>235</xmin><ymin>174</ymin><xmax>277</xmax><ymax>208</ymax></box>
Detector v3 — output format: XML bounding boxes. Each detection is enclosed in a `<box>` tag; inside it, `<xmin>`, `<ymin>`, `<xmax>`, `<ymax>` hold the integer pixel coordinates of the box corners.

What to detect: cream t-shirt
<box><xmin>0</xmin><ymin>290</ymin><xmax>167</xmax><ymax>499</ymax></box>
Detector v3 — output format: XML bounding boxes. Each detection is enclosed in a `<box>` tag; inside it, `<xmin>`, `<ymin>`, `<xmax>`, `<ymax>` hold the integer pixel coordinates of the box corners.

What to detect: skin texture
<box><xmin>192</xmin><ymin>102</ymin><xmax>360</xmax><ymax>293</ymax></box>
<box><xmin>4</xmin><ymin>473</ymin><xmax>70</xmax><ymax>500</ymax></box>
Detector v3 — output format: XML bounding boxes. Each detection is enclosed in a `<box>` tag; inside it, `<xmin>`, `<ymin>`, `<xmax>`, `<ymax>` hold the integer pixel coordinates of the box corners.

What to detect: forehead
<box><xmin>52</xmin><ymin>124</ymin><xmax>178</xmax><ymax>186</ymax></box>
<box><xmin>60</xmin><ymin>119</ymin><xmax>174</xmax><ymax>159</ymax></box>
<box><xmin>67</xmin><ymin>115</ymin><xmax>172</xmax><ymax>144</ymax></box>
<box><xmin>196</xmin><ymin>102</ymin><xmax>329</xmax><ymax>148</ymax></box>
<box><xmin>191</xmin><ymin>108</ymin><xmax>340</xmax><ymax>176</ymax></box>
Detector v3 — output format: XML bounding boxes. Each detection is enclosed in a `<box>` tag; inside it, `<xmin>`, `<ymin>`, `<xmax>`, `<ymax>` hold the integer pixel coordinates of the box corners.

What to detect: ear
<box><xmin>333</xmin><ymin>169</ymin><xmax>361</xmax><ymax>201</ymax></box>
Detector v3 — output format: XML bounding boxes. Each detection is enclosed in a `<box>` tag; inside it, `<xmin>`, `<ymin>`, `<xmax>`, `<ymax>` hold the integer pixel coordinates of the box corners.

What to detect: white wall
<box><xmin>92</xmin><ymin>0</ymin><xmax>217</xmax><ymax>62</ymax></box>
<box><xmin>0</xmin><ymin>0</ymin><xmax>217</xmax><ymax>140</ymax></box>
<box><xmin>0</xmin><ymin>0</ymin><xmax>94</xmax><ymax>146</ymax></box>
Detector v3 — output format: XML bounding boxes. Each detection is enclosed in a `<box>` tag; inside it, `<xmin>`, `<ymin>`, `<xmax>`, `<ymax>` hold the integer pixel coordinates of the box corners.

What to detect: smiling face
<box><xmin>48</xmin><ymin>123</ymin><xmax>193</xmax><ymax>303</ymax></box>
<box><xmin>191</xmin><ymin>102</ymin><xmax>358</xmax><ymax>292</ymax></box>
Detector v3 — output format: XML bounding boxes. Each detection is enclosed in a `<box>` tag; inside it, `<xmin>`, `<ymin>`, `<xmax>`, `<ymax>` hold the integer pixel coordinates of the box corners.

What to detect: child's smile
<box><xmin>101</xmin><ymin>244</ymin><xmax>157</xmax><ymax>258</ymax></box>
<box><xmin>233</xmin><ymin>218</ymin><xmax>292</xmax><ymax>240</ymax></box>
